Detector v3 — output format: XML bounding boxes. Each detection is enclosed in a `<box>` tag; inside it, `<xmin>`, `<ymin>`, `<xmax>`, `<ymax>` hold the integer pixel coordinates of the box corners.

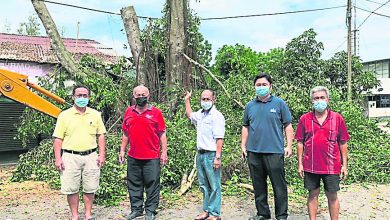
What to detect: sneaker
<box><xmin>248</xmin><ymin>215</ymin><xmax>270</xmax><ymax>220</ymax></box>
<box><xmin>127</xmin><ymin>211</ymin><xmax>143</xmax><ymax>220</ymax></box>
<box><xmin>145</xmin><ymin>213</ymin><xmax>156</xmax><ymax>220</ymax></box>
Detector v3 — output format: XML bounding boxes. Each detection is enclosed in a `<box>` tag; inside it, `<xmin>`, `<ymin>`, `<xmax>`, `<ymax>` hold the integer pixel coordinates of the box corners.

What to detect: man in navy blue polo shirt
<box><xmin>241</xmin><ymin>73</ymin><xmax>294</xmax><ymax>220</ymax></box>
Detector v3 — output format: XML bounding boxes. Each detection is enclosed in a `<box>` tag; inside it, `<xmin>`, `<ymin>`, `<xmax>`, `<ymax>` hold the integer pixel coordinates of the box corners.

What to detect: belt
<box><xmin>198</xmin><ymin>149</ymin><xmax>215</xmax><ymax>154</ymax></box>
<box><xmin>62</xmin><ymin>148</ymin><xmax>96</xmax><ymax>156</ymax></box>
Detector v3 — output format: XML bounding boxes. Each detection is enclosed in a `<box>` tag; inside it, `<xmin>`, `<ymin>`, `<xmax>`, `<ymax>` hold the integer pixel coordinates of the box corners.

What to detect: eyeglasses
<box><xmin>74</xmin><ymin>94</ymin><xmax>89</xmax><ymax>98</ymax></box>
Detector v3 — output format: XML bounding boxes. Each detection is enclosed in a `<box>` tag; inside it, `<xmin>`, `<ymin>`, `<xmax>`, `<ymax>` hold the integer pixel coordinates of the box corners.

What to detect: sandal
<box><xmin>195</xmin><ymin>212</ymin><xmax>209</xmax><ymax>220</ymax></box>
<box><xmin>206</xmin><ymin>216</ymin><xmax>221</xmax><ymax>220</ymax></box>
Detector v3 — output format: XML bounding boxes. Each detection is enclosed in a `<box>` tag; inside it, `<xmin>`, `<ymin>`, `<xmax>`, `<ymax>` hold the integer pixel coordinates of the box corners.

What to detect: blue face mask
<box><xmin>201</xmin><ymin>101</ymin><xmax>213</xmax><ymax>111</ymax></box>
<box><xmin>75</xmin><ymin>97</ymin><xmax>89</xmax><ymax>108</ymax></box>
<box><xmin>255</xmin><ymin>86</ymin><xmax>270</xmax><ymax>97</ymax></box>
<box><xmin>313</xmin><ymin>100</ymin><xmax>327</xmax><ymax>112</ymax></box>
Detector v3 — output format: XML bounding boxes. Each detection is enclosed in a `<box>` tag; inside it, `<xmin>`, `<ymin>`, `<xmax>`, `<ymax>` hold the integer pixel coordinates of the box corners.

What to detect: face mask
<box><xmin>313</xmin><ymin>100</ymin><xmax>327</xmax><ymax>112</ymax></box>
<box><xmin>135</xmin><ymin>96</ymin><xmax>148</xmax><ymax>107</ymax></box>
<box><xmin>255</xmin><ymin>86</ymin><xmax>270</xmax><ymax>97</ymax></box>
<box><xmin>75</xmin><ymin>97</ymin><xmax>89</xmax><ymax>108</ymax></box>
<box><xmin>201</xmin><ymin>101</ymin><xmax>213</xmax><ymax>111</ymax></box>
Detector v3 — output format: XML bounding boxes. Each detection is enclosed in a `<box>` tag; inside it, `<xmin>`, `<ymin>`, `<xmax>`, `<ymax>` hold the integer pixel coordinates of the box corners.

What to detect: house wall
<box><xmin>363</xmin><ymin>60</ymin><xmax>390</xmax><ymax>118</ymax></box>
<box><xmin>0</xmin><ymin>60</ymin><xmax>54</xmax><ymax>83</ymax></box>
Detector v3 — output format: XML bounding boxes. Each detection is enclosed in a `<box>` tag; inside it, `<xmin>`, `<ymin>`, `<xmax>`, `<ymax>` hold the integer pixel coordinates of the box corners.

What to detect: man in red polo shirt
<box><xmin>295</xmin><ymin>86</ymin><xmax>350</xmax><ymax>220</ymax></box>
<box><xmin>119</xmin><ymin>85</ymin><xmax>168</xmax><ymax>220</ymax></box>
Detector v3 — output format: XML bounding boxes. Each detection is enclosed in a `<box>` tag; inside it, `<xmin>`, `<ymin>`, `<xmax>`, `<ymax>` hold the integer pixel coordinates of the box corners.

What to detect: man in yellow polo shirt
<box><xmin>53</xmin><ymin>85</ymin><xmax>106</xmax><ymax>220</ymax></box>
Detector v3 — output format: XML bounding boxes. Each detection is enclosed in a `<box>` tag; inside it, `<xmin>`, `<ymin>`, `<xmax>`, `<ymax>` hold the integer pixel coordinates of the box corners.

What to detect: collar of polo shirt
<box><xmin>256</xmin><ymin>95</ymin><xmax>274</xmax><ymax>103</ymax></box>
<box><xmin>71</xmin><ymin>106</ymin><xmax>92</xmax><ymax>114</ymax></box>
<box><xmin>201</xmin><ymin>105</ymin><xmax>217</xmax><ymax>114</ymax></box>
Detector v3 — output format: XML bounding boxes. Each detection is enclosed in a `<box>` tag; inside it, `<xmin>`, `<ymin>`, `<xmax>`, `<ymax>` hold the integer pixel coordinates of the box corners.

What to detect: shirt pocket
<box><xmin>328</xmin><ymin>130</ymin><xmax>338</xmax><ymax>142</ymax></box>
<box><xmin>88</xmin><ymin>120</ymin><xmax>98</xmax><ymax>134</ymax></box>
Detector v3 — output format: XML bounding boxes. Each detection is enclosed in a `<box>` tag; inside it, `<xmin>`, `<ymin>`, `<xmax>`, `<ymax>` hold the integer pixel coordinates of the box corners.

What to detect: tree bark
<box><xmin>31</xmin><ymin>0</ymin><xmax>86</xmax><ymax>78</ymax></box>
<box><xmin>120</xmin><ymin>6</ymin><xmax>147</xmax><ymax>85</ymax></box>
<box><xmin>166</xmin><ymin>0</ymin><xmax>190</xmax><ymax>88</ymax></box>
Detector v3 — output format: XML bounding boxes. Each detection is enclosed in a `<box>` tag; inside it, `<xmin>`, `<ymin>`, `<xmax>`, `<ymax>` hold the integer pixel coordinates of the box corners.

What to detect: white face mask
<box><xmin>201</xmin><ymin>101</ymin><xmax>213</xmax><ymax>110</ymax></box>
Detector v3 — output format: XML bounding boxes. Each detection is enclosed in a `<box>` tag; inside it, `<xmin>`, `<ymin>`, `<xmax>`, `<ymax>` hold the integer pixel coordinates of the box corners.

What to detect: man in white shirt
<box><xmin>185</xmin><ymin>89</ymin><xmax>225</xmax><ymax>220</ymax></box>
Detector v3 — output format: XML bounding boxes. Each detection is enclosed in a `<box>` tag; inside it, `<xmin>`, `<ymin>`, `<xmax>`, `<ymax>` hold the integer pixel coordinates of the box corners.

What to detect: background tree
<box><xmin>16</xmin><ymin>14</ymin><xmax>41</xmax><ymax>36</ymax></box>
<box><xmin>2</xmin><ymin>19</ymin><xmax>12</xmax><ymax>33</ymax></box>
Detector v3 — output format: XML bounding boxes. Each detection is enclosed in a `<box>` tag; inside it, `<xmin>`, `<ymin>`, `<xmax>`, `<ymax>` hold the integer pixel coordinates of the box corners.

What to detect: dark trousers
<box><xmin>247</xmin><ymin>152</ymin><xmax>288</xmax><ymax>219</ymax></box>
<box><xmin>127</xmin><ymin>156</ymin><xmax>161</xmax><ymax>215</ymax></box>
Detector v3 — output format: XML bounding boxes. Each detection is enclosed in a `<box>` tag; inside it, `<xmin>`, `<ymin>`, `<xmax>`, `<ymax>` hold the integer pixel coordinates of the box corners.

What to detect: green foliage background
<box><xmin>12</xmin><ymin>29</ymin><xmax>389</xmax><ymax>206</ymax></box>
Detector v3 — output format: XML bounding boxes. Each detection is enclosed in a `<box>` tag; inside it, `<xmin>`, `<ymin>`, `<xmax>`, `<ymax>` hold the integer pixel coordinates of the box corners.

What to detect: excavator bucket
<box><xmin>0</xmin><ymin>68</ymin><xmax>65</xmax><ymax>118</ymax></box>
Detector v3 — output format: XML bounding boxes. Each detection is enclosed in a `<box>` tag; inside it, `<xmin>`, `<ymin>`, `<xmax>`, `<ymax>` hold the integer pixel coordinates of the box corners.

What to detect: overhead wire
<box><xmin>326</xmin><ymin>0</ymin><xmax>390</xmax><ymax>58</ymax></box>
<box><xmin>200</xmin><ymin>5</ymin><xmax>346</xmax><ymax>20</ymax></box>
<box><xmin>40</xmin><ymin>0</ymin><xmax>346</xmax><ymax>21</ymax></box>
<box><xmin>40</xmin><ymin>0</ymin><xmax>156</xmax><ymax>19</ymax></box>
<box><xmin>357</xmin><ymin>0</ymin><xmax>390</xmax><ymax>28</ymax></box>
<box><xmin>356</xmin><ymin>6</ymin><xmax>390</xmax><ymax>18</ymax></box>
<box><xmin>364</xmin><ymin>0</ymin><xmax>390</xmax><ymax>8</ymax></box>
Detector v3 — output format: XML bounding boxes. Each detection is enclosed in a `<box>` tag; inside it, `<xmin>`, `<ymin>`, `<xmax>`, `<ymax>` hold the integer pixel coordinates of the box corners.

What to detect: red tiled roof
<box><xmin>0</xmin><ymin>33</ymin><xmax>117</xmax><ymax>64</ymax></box>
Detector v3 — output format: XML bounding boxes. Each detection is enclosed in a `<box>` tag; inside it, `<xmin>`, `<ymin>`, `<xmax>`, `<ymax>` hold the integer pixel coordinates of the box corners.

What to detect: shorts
<box><xmin>304</xmin><ymin>172</ymin><xmax>340</xmax><ymax>193</ymax></box>
<box><xmin>60</xmin><ymin>151</ymin><xmax>100</xmax><ymax>194</ymax></box>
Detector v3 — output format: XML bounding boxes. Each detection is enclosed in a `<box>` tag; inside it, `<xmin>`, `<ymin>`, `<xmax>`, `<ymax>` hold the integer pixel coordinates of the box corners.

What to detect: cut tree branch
<box><xmin>178</xmin><ymin>153</ymin><xmax>197</xmax><ymax>196</ymax></box>
<box><xmin>120</xmin><ymin>6</ymin><xmax>146</xmax><ymax>85</ymax></box>
<box><xmin>182</xmin><ymin>53</ymin><xmax>245</xmax><ymax>109</ymax></box>
<box><xmin>31</xmin><ymin>0</ymin><xmax>86</xmax><ymax>78</ymax></box>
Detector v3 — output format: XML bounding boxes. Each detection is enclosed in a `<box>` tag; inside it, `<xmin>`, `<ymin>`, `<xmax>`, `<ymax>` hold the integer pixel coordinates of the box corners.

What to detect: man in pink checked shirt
<box><xmin>295</xmin><ymin>86</ymin><xmax>350</xmax><ymax>220</ymax></box>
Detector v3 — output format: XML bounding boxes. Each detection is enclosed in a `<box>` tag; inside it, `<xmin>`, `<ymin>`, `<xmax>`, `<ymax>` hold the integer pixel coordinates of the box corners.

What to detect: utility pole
<box><xmin>353</xmin><ymin>0</ymin><xmax>358</xmax><ymax>55</ymax></box>
<box><xmin>76</xmin><ymin>21</ymin><xmax>80</xmax><ymax>53</ymax></box>
<box><xmin>347</xmin><ymin>0</ymin><xmax>352</xmax><ymax>101</ymax></box>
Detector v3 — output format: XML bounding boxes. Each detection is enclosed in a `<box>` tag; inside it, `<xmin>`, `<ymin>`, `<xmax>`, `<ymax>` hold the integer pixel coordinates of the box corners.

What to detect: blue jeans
<box><xmin>196</xmin><ymin>151</ymin><xmax>221</xmax><ymax>217</ymax></box>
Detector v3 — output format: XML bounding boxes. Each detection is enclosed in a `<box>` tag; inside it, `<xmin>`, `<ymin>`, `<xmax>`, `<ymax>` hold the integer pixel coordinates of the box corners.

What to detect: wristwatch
<box><xmin>215</xmin><ymin>156</ymin><xmax>221</xmax><ymax>161</ymax></box>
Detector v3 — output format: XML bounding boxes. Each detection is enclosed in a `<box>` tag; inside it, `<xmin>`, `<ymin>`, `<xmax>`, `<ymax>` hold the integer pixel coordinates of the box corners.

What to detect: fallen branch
<box><xmin>182</xmin><ymin>53</ymin><xmax>245</xmax><ymax>109</ymax></box>
<box><xmin>178</xmin><ymin>153</ymin><xmax>197</xmax><ymax>196</ymax></box>
<box><xmin>238</xmin><ymin>183</ymin><xmax>254</xmax><ymax>192</ymax></box>
<box><xmin>107</xmin><ymin>116</ymin><xmax>122</xmax><ymax>133</ymax></box>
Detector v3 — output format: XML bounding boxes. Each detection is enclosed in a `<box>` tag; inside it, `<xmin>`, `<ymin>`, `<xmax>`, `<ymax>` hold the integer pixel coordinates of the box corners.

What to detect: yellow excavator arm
<box><xmin>0</xmin><ymin>68</ymin><xmax>65</xmax><ymax>118</ymax></box>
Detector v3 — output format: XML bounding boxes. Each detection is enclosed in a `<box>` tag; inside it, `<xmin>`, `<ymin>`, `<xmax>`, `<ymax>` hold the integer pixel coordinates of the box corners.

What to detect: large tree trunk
<box><xmin>166</xmin><ymin>0</ymin><xmax>190</xmax><ymax>89</ymax></box>
<box><xmin>120</xmin><ymin>6</ymin><xmax>147</xmax><ymax>85</ymax></box>
<box><xmin>31</xmin><ymin>0</ymin><xmax>85</xmax><ymax>78</ymax></box>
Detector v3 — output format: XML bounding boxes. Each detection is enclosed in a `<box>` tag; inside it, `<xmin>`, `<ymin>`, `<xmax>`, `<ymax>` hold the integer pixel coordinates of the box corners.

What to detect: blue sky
<box><xmin>1</xmin><ymin>0</ymin><xmax>390</xmax><ymax>62</ymax></box>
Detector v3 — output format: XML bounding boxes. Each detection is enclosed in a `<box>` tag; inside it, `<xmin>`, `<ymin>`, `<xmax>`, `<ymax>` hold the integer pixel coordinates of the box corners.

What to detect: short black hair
<box><xmin>72</xmin><ymin>85</ymin><xmax>90</xmax><ymax>96</ymax></box>
<box><xmin>253</xmin><ymin>73</ymin><xmax>272</xmax><ymax>85</ymax></box>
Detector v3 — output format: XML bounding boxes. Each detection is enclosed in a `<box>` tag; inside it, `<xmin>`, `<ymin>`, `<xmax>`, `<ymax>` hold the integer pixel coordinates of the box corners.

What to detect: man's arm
<box><xmin>241</xmin><ymin>126</ymin><xmax>249</xmax><ymax>159</ymax></box>
<box><xmin>160</xmin><ymin>131</ymin><xmax>168</xmax><ymax>165</ymax></box>
<box><xmin>119</xmin><ymin>133</ymin><xmax>129</xmax><ymax>164</ymax></box>
<box><xmin>97</xmin><ymin>134</ymin><xmax>106</xmax><ymax>167</ymax></box>
<box><xmin>53</xmin><ymin>138</ymin><xmax>64</xmax><ymax>171</ymax></box>
<box><xmin>184</xmin><ymin>91</ymin><xmax>193</xmax><ymax>119</ymax></box>
<box><xmin>297</xmin><ymin>141</ymin><xmax>304</xmax><ymax>178</ymax></box>
<box><xmin>213</xmin><ymin>138</ymin><xmax>224</xmax><ymax>169</ymax></box>
<box><xmin>339</xmin><ymin>140</ymin><xmax>348</xmax><ymax>180</ymax></box>
<box><xmin>284</xmin><ymin>123</ymin><xmax>294</xmax><ymax>157</ymax></box>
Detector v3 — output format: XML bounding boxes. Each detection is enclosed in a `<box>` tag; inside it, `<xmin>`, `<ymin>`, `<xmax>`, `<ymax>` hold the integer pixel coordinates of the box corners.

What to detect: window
<box><xmin>383</xmin><ymin>61</ymin><xmax>389</xmax><ymax>78</ymax></box>
<box><xmin>379</xmin><ymin>95</ymin><xmax>390</xmax><ymax>108</ymax></box>
<box><xmin>363</xmin><ymin>60</ymin><xmax>390</xmax><ymax>78</ymax></box>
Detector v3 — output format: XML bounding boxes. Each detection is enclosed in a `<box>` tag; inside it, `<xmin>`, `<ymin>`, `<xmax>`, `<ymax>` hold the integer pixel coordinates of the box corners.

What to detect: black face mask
<box><xmin>135</xmin><ymin>96</ymin><xmax>148</xmax><ymax>107</ymax></box>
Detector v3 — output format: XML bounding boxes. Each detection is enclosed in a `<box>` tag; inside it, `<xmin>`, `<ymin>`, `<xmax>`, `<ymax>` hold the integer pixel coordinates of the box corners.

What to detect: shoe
<box><xmin>195</xmin><ymin>212</ymin><xmax>209</xmax><ymax>220</ymax></box>
<box><xmin>248</xmin><ymin>215</ymin><xmax>270</xmax><ymax>220</ymax></box>
<box><xmin>127</xmin><ymin>211</ymin><xmax>143</xmax><ymax>220</ymax></box>
<box><xmin>145</xmin><ymin>213</ymin><xmax>156</xmax><ymax>220</ymax></box>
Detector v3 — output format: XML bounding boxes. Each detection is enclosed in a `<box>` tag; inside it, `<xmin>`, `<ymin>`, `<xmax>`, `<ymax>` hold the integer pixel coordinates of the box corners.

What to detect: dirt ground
<box><xmin>0</xmin><ymin>166</ymin><xmax>389</xmax><ymax>220</ymax></box>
